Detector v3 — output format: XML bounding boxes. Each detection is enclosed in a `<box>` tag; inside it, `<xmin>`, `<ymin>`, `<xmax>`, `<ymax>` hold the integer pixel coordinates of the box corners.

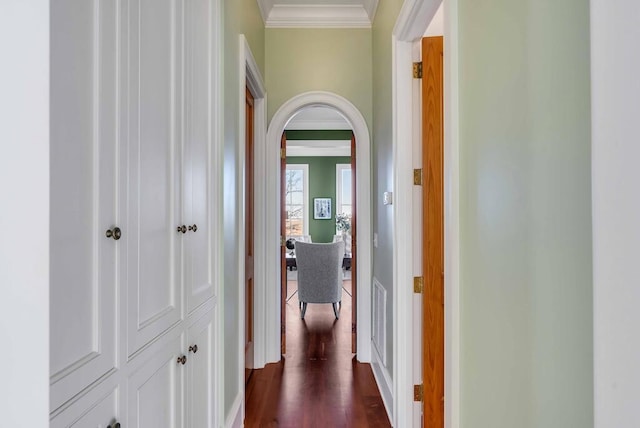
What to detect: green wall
<box><xmin>372</xmin><ymin>0</ymin><xmax>404</xmax><ymax>384</ymax></box>
<box><xmin>265</xmin><ymin>28</ymin><xmax>373</xmax><ymax>130</ymax></box>
<box><xmin>221</xmin><ymin>0</ymin><xmax>264</xmax><ymax>420</ymax></box>
<box><xmin>459</xmin><ymin>0</ymin><xmax>593</xmax><ymax>426</ymax></box>
<box><xmin>287</xmin><ymin>156</ymin><xmax>351</xmax><ymax>243</ymax></box>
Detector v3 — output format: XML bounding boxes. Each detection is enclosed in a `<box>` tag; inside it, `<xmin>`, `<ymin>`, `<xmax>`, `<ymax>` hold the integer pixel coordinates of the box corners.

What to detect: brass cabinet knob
<box><xmin>177</xmin><ymin>225</ymin><xmax>187</xmax><ymax>234</ymax></box>
<box><xmin>188</xmin><ymin>224</ymin><xmax>198</xmax><ymax>232</ymax></box>
<box><xmin>189</xmin><ymin>344</ymin><xmax>198</xmax><ymax>354</ymax></box>
<box><xmin>105</xmin><ymin>227</ymin><xmax>121</xmax><ymax>240</ymax></box>
<box><xmin>177</xmin><ymin>355</ymin><xmax>187</xmax><ymax>365</ymax></box>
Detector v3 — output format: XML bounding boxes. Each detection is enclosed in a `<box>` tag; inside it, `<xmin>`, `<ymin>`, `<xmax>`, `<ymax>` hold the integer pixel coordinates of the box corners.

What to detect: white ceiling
<box><xmin>257</xmin><ymin>0</ymin><xmax>379</xmax><ymax>28</ymax></box>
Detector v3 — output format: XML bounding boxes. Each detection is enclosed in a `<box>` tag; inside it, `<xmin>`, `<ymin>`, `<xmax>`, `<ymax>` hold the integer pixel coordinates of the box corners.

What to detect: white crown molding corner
<box><xmin>363</xmin><ymin>0</ymin><xmax>379</xmax><ymax>22</ymax></box>
<box><xmin>266</xmin><ymin>5</ymin><xmax>371</xmax><ymax>29</ymax></box>
<box><xmin>256</xmin><ymin>0</ymin><xmax>274</xmax><ymax>24</ymax></box>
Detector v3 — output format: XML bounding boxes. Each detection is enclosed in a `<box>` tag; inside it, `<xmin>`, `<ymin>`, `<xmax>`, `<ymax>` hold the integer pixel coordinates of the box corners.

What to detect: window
<box><xmin>335</xmin><ymin>164</ymin><xmax>352</xmax><ymax>230</ymax></box>
<box><xmin>285</xmin><ymin>164</ymin><xmax>309</xmax><ymax>237</ymax></box>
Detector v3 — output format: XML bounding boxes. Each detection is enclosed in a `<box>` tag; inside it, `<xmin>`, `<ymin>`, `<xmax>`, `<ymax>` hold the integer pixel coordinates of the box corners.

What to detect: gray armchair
<box><xmin>294</xmin><ymin>241</ymin><xmax>344</xmax><ymax>319</ymax></box>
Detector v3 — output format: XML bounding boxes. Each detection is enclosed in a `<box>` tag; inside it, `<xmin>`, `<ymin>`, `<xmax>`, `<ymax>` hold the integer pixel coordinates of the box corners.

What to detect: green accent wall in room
<box><xmin>287</xmin><ymin>156</ymin><xmax>351</xmax><ymax>243</ymax></box>
<box><xmin>285</xmin><ymin>130</ymin><xmax>353</xmax><ymax>140</ymax></box>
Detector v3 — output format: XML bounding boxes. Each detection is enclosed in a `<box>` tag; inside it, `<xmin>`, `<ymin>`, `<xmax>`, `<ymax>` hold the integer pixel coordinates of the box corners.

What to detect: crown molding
<box><xmin>257</xmin><ymin>0</ymin><xmax>274</xmax><ymax>23</ymax></box>
<box><xmin>265</xmin><ymin>5</ymin><xmax>371</xmax><ymax>28</ymax></box>
<box><xmin>286</xmin><ymin>139</ymin><xmax>351</xmax><ymax>157</ymax></box>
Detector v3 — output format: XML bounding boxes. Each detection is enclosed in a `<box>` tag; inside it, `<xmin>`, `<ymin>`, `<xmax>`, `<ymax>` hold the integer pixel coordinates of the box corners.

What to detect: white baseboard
<box><xmin>371</xmin><ymin>341</ymin><xmax>394</xmax><ymax>425</ymax></box>
<box><xmin>224</xmin><ymin>392</ymin><xmax>243</xmax><ymax>428</ymax></box>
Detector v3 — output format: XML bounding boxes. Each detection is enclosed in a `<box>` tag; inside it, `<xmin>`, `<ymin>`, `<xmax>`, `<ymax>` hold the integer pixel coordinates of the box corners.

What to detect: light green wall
<box><xmin>265</xmin><ymin>28</ymin><xmax>373</xmax><ymax>129</ymax></box>
<box><xmin>459</xmin><ymin>0</ymin><xmax>593</xmax><ymax>427</ymax></box>
<box><xmin>221</xmin><ymin>0</ymin><xmax>264</xmax><ymax>419</ymax></box>
<box><xmin>372</xmin><ymin>0</ymin><xmax>404</xmax><ymax>382</ymax></box>
<box><xmin>287</xmin><ymin>156</ymin><xmax>351</xmax><ymax>244</ymax></box>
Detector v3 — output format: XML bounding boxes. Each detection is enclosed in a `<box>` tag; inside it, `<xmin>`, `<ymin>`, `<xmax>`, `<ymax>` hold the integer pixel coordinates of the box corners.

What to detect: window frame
<box><xmin>284</xmin><ymin>163</ymin><xmax>309</xmax><ymax>237</ymax></box>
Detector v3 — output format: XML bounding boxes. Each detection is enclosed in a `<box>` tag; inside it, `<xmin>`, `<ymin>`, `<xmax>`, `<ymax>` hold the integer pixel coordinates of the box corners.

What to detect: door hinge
<box><xmin>280</xmin><ymin>148</ymin><xmax>286</xmax><ymax>159</ymax></box>
<box><xmin>414</xmin><ymin>384</ymin><xmax>424</xmax><ymax>402</ymax></box>
<box><xmin>413</xmin><ymin>168</ymin><xmax>422</xmax><ymax>185</ymax></box>
<box><xmin>413</xmin><ymin>62</ymin><xmax>423</xmax><ymax>79</ymax></box>
<box><xmin>414</xmin><ymin>276</ymin><xmax>424</xmax><ymax>293</ymax></box>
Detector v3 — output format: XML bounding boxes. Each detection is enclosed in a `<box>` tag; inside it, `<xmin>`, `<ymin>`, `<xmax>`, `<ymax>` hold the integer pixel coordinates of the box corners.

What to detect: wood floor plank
<box><xmin>245</xmin><ymin>279</ymin><xmax>391</xmax><ymax>427</ymax></box>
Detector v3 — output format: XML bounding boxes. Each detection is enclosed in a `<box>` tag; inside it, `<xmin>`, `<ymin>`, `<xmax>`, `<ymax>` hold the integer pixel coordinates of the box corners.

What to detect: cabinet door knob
<box><xmin>189</xmin><ymin>344</ymin><xmax>198</xmax><ymax>353</ymax></box>
<box><xmin>177</xmin><ymin>225</ymin><xmax>187</xmax><ymax>234</ymax></box>
<box><xmin>177</xmin><ymin>355</ymin><xmax>187</xmax><ymax>365</ymax></box>
<box><xmin>188</xmin><ymin>224</ymin><xmax>198</xmax><ymax>232</ymax></box>
<box><xmin>105</xmin><ymin>227</ymin><xmax>122</xmax><ymax>240</ymax></box>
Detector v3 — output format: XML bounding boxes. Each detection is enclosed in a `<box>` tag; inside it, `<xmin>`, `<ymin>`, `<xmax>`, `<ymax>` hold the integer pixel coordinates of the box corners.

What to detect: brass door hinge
<box><xmin>413</xmin><ymin>62</ymin><xmax>423</xmax><ymax>79</ymax></box>
<box><xmin>281</xmin><ymin>148</ymin><xmax>286</xmax><ymax>159</ymax></box>
<box><xmin>413</xmin><ymin>168</ymin><xmax>422</xmax><ymax>185</ymax></box>
<box><xmin>414</xmin><ymin>384</ymin><xmax>424</xmax><ymax>402</ymax></box>
<box><xmin>414</xmin><ymin>276</ymin><xmax>424</xmax><ymax>293</ymax></box>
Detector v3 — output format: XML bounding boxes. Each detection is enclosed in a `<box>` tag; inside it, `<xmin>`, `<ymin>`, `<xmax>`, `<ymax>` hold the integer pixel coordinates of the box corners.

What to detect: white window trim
<box><xmin>335</xmin><ymin>163</ymin><xmax>351</xmax><ymax>218</ymax></box>
<box><xmin>285</xmin><ymin>163</ymin><xmax>309</xmax><ymax>236</ymax></box>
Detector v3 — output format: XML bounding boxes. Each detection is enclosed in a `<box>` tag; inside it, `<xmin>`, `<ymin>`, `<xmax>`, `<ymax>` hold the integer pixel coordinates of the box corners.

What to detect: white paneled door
<box><xmin>126</xmin><ymin>335</ymin><xmax>185</xmax><ymax>428</ymax></box>
<box><xmin>124</xmin><ymin>0</ymin><xmax>183</xmax><ymax>357</ymax></box>
<box><xmin>183</xmin><ymin>0</ymin><xmax>214</xmax><ymax>313</ymax></box>
<box><xmin>50</xmin><ymin>0</ymin><xmax>118</xmax><ymax>411</ymax></box>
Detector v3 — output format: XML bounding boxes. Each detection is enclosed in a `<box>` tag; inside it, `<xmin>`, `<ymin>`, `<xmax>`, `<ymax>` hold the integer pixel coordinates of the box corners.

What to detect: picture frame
<box><xmin>313</xmin><ymin>197</ymin><xmax>332</xmax><ymax>220</ymax></box>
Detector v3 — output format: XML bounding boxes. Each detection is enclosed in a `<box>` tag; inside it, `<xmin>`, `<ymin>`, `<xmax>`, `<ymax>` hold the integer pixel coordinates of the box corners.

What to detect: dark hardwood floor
<box><xmin>245</xmin><ymin>278</ymin><xmax>391</xmax><ymax>427</ymax></box>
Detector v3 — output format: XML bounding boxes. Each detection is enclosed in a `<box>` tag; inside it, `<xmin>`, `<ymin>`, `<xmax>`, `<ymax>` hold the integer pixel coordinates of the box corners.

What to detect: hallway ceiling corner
<box><xmin>257</xmin><ymin>0</ymin><xmax>378</xmax><ymax>28</ymax></box>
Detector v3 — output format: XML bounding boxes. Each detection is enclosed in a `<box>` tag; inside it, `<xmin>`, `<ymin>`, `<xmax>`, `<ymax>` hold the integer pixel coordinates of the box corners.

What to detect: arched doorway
<box><xmin>253</xmin><ymin>91</ymin><xmax>372</xmax><ymax>366</ymax></box>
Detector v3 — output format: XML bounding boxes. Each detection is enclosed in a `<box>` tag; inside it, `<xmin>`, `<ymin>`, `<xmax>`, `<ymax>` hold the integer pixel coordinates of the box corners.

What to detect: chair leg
<box><xmin>333</xmin><ymin>302</ymin><xmax>340</xmax><ymax>319</ymax></box>
<box><xmin>301</xmin><ymin>302</ymin><xmax>307</xmax><ymax>319</ymax></box>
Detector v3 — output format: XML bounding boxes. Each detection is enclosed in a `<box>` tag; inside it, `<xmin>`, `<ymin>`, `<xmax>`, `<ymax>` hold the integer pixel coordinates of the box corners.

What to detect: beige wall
<box><xmin>265</xmin><ymin>28</ymin><xmax>373</xmax><ymax>128</ymax></box>
<box><xmin>459</xmin><ymin>0</ymin><xmax>593</xmax><ymax>426</ymax></box>
<box><xmin>222</xmin><ymin>0</ymin><xmax>264</xmax><ymax>420</ymax></box>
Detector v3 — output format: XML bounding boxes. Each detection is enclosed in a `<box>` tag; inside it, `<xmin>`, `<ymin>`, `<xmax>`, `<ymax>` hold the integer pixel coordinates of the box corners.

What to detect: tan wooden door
<box><xmin>245</xmin><ymin>87</ymin><xmax>255</xmax><ymax>384</ymax></box>
<box><xmin>422</xmin><ymin>36</ymin><xmax>444</xmax><ymax>427</ymax></box>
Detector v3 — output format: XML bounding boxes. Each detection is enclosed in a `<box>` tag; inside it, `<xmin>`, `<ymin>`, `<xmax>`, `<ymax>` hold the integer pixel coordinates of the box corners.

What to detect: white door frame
<box><xmin>260</xmin><ymin>91</ymin><xmax>373</xmax><ymax>364</ymax></box>
<box><xmin>392</xmin><ymin>1</ymin><xmax>460</xmax><ymax>427</ymax></box>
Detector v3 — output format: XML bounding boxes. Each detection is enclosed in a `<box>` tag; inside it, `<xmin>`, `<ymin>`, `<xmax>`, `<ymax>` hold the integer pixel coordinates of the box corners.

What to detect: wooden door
<box><xmin>280</xmin><ymin>132</ymin><xmax>287</xmax><ymax>354</ymax></box>
<box><xmin>350</xmin><ymin>133</ymin><xmax>358</xmax><ymax>353</ymax></box>
<box><xmin>421</xmin><ymin>36</ymin><xmax>444</xmax><ymax>428</ymax></box>
<box><xmin>49</xmin><ymin>0</ymin><xmax>118</xmax><ymax>411</ymax></box>
<box><xmin>245</xmin><ymin>87</ymin><xmax>255</xmax><ymax>383</ymax></box>
<box><xmin>125</xmin><ymin>0</ymin><xmax>182</xmax><ymax>357</ymax></box>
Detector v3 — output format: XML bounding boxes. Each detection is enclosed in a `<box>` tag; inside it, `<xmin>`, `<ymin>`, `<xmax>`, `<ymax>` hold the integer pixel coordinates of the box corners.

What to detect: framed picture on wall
<box><xmin>313</xmin><ymin>198</ymin><xmax>332</xmax><ymax>220</ymax></box>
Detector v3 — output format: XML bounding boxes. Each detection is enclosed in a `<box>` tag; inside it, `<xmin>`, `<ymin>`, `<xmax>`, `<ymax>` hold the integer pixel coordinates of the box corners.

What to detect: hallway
<box><xmin>245</xmin><ymin>278</ymin><xmax>391</xmax><ymax>427</ymax></box>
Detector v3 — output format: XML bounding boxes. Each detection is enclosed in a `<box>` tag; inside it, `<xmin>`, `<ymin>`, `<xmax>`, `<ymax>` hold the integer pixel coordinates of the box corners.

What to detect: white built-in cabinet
<box><xmin>50</xmin><ymin>0</ymin><xmax>217</xmax><ymax>426</ymax></box>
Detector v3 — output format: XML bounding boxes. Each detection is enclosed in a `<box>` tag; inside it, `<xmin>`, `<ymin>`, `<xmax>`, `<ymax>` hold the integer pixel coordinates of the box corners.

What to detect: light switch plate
<box><xmin>383</xmin><ymin>192</ymin><xmax>393</xmax><ymax>205</ymax></box>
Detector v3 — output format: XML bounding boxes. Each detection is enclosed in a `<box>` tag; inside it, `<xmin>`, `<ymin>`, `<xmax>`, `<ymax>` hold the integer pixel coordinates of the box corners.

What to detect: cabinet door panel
<box><xmin>186</xmin><ymin>311</ymin><xmax>214</xmax><ymax>427</ymax></box>
<box><xmin>127</xmin><ymin>336</ymin><xmax>184</xmax><ymax>428</ymax></box>
<box><xmin>125</xmin><ymin>0</ymin><xmax>182</xmax><ymax>356</ymax></box>
<box><xmin>183</xmin><ymin>0</ymin><xmax>214</xmax><ymax>313</ymax></box>
<box><xmin>50</xmin><ymin>0</ymin><xmax>118</xmax><ymax>411</ymax></box>
<box><xmin>51</xmin><ymin>386</ymin><xmax>119</xmax><ymax>428</ymax></box>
